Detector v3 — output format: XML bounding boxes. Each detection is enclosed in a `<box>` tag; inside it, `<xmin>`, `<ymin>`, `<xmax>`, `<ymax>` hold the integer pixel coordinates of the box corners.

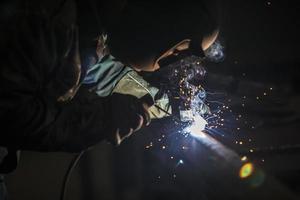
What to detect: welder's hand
<box><xmin>106</xmin><ymin>93</ymin><xmax>153</xmax><ymax>145</ymax></box>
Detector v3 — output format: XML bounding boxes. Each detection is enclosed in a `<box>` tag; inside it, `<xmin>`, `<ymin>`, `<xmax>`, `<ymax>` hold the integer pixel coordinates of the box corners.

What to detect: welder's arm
<box><xmin>0</xmin><ymin>86</ymin><xmax>100</xmax><ymax>152</ymax></box>
<box><xmin>0</xmin><ymin>85</ymin><xmax>150</xmax><ymax>152</ymax></box>
<box><xmin>36</xmin><ymin>87</ymin><xmax>151</xmax><ymax>151</ymax></box>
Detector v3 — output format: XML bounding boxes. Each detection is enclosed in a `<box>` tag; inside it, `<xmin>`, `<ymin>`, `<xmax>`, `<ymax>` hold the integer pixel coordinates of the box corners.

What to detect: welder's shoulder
<box><xmin>0</xmin><ymin>0</ymin><xmax>77</xmax><ymax>93</ymax></box>
<box><xmin>0</xmin><ymin>0</ymin><xmax>76</xmax><ymax>54</ymax></box>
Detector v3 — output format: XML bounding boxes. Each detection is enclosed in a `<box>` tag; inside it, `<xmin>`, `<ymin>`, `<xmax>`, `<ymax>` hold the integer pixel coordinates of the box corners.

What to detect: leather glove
<box><xmin>106</xmin><ymin>93</ymin><xmax>153</xmax><ymax>145</ymax></box>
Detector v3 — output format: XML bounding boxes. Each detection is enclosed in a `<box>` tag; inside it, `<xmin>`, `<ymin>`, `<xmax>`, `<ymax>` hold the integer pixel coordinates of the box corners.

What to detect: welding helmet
<box><xmin>157</xmin><ymin>39</ymin><xmax>206</xmax><ymax>69</ymax></box>
<box><xmin>107</xmin><ymin>1</ymin><xmax>220</xmax><ymax>71</ymax></box>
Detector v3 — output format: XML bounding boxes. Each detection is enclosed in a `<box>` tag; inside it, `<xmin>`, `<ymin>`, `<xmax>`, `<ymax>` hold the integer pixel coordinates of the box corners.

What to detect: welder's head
<box><xmin>155</xmin><ymin>30</ymin><xmax>219</xmax><ymax>71</ymax></box>
<box><xmin>106</xmin><ymin>1</ymin><xmax>220</xmax><ymax>71</ymax></box>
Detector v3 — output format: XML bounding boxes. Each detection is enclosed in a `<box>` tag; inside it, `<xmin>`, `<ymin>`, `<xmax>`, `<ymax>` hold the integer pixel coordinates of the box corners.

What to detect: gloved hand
<box><xmin>106</xmin><ymin>93</ymin><xmax>153</xmax><ymax>145</ymax></box>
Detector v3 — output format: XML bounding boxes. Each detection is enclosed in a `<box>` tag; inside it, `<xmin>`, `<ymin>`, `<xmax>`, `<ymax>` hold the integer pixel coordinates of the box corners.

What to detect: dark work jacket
<box><xmin>0</xmin><ymin>0</ymin><xmax>111</xmax><ymax>172</ymax></box>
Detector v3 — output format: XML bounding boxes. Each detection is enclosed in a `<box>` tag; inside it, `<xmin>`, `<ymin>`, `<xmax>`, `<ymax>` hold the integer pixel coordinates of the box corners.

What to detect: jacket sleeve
<box><xmin>0</xmin><ymin>78</ymin><xmax>110</xmax><ymax>153</ymax></box>
<box><xmin>21</xmin><ymin>86</ymin><xmax>111</xmax><ymax>153</ymax></box>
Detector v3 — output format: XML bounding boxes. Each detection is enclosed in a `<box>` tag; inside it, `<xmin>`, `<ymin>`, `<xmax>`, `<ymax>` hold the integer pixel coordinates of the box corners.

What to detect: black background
<box><xmin>4</xmin><ymin>1</ymin><xmax>300</xmax><ymax>200</ymax></box>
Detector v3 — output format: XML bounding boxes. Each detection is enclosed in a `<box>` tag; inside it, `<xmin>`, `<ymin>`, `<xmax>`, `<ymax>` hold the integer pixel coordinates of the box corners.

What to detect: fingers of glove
<box><xmin>143</xmin><ymin>103</ymin><xmax>152</xmax><ymax>125</ymax></box>
<box><xmin>140</xmin><ymin>94</ymin><xmax>155</xmax><ymax>107</ymax></box>
<box><xmin>111</xmin><ymin>111</ymin><xmax>143</xmax><ymax>144</ymax></box>
<box><xmin>114</xmin><ymin>128</ymin><xmax>134</xmax><ymax>145</ymax></box>
<box><xmin>133</xmin><ymin>114</ymin><xmax>144</xmax><ymax>131</ymax></box>
<box><xmin>120</xmin><ymin>113</ymin><xmax>144</xmax><ymax>133</ymax></box>
<box><xmin>134</xmin><ymin>103</ymin><xmax>151</xmax><ymax>126</ymax></box>
<box><xmin>110</xmin><ymin>94</ymin><xmax>150</xmax><ymax>135</ymax></box>
<box><xmin>125</xmin><ymin>94</ymin><xmax>152</xmax><ymax>126</ymax></box>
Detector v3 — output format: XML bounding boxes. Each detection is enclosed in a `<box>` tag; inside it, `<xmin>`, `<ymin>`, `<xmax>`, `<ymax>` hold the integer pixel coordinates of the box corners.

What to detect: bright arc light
<box><xmin>185</xmin><ymin>115</ymin><xmax>208</xmax><ymax>138</ymax></box>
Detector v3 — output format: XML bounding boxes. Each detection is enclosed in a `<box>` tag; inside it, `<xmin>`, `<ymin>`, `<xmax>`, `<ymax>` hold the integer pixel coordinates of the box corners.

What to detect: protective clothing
<box><xmin>83</xmin><ymin>55</ymin><xmax>172</xmax><ymax>119</ymax></box>
<box><xmin>0</xmin><ymin>0</ymin><xmax>150</xmax><ymax>173</ymax></box>
<box><xmin>0</xmin><ymin>0</ymin><xmax>103</xmax><ymax>152</ymax></box>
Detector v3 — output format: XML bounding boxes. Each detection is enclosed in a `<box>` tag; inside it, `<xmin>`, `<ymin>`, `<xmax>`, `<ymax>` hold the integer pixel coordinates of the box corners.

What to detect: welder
<box><xmin>0</xmin><ymin>0</ymin><xmax>219</xmax><ymax>198</ymax></box>
<box><xmin>85</xmin><ymin>1</ymin><xmax>219</xmax><ymax>121</ymax></box>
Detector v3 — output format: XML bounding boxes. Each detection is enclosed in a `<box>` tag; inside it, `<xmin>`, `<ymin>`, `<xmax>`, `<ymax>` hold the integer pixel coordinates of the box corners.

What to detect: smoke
<box><xmin>204</xmin><ymin>40</ymin><xmax>225</xmax><ymax>62</ymax></box>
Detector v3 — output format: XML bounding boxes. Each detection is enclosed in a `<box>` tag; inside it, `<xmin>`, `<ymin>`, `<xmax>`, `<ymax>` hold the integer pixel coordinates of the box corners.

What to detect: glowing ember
<box><xmin>241</xmin><ymin>156</ymin><xmax>247</xmax><ymax>161</ymax></box>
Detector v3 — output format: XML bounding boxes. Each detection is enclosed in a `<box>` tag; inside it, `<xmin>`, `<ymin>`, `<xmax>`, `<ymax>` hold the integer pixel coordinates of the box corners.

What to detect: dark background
<box><xmin>5</xmin><ymin>0</ymin><xmax>300</xmax><ymax>200</ymax></box>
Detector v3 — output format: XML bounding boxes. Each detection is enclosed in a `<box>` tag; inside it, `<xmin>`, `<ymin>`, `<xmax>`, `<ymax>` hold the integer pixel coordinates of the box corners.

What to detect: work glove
<box><xmin>113</xmin><ymin>70</ymin><xmax>172</xmax><ymax>119</ymax></box>
<box><xmin>105</xmin><ymin>93</ymin><xmax>153</xmax><ymax>145</ymax></box>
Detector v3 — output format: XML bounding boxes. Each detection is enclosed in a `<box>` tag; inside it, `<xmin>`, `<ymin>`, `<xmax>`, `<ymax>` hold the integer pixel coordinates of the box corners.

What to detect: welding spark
<box><xmin>146</xmin><ymin>42</ymin><xmax>270</xmax><ymax>183</ymax></box>
<box><xmin>176</xmin><ymin>159</ymin><xmax>184</xmax><ymax>167</ymax></box>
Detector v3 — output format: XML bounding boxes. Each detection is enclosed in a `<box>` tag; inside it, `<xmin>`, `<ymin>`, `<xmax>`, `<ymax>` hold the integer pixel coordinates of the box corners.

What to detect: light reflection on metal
<box><xmin>184</xmin><ymin>115</ymin><xmax>208</xmax><ymax>138</ymax></box>
<box><xmin>185</xmin><ymin>125</ymin><xmax>243</xmax><ymax>164</ymax></box>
